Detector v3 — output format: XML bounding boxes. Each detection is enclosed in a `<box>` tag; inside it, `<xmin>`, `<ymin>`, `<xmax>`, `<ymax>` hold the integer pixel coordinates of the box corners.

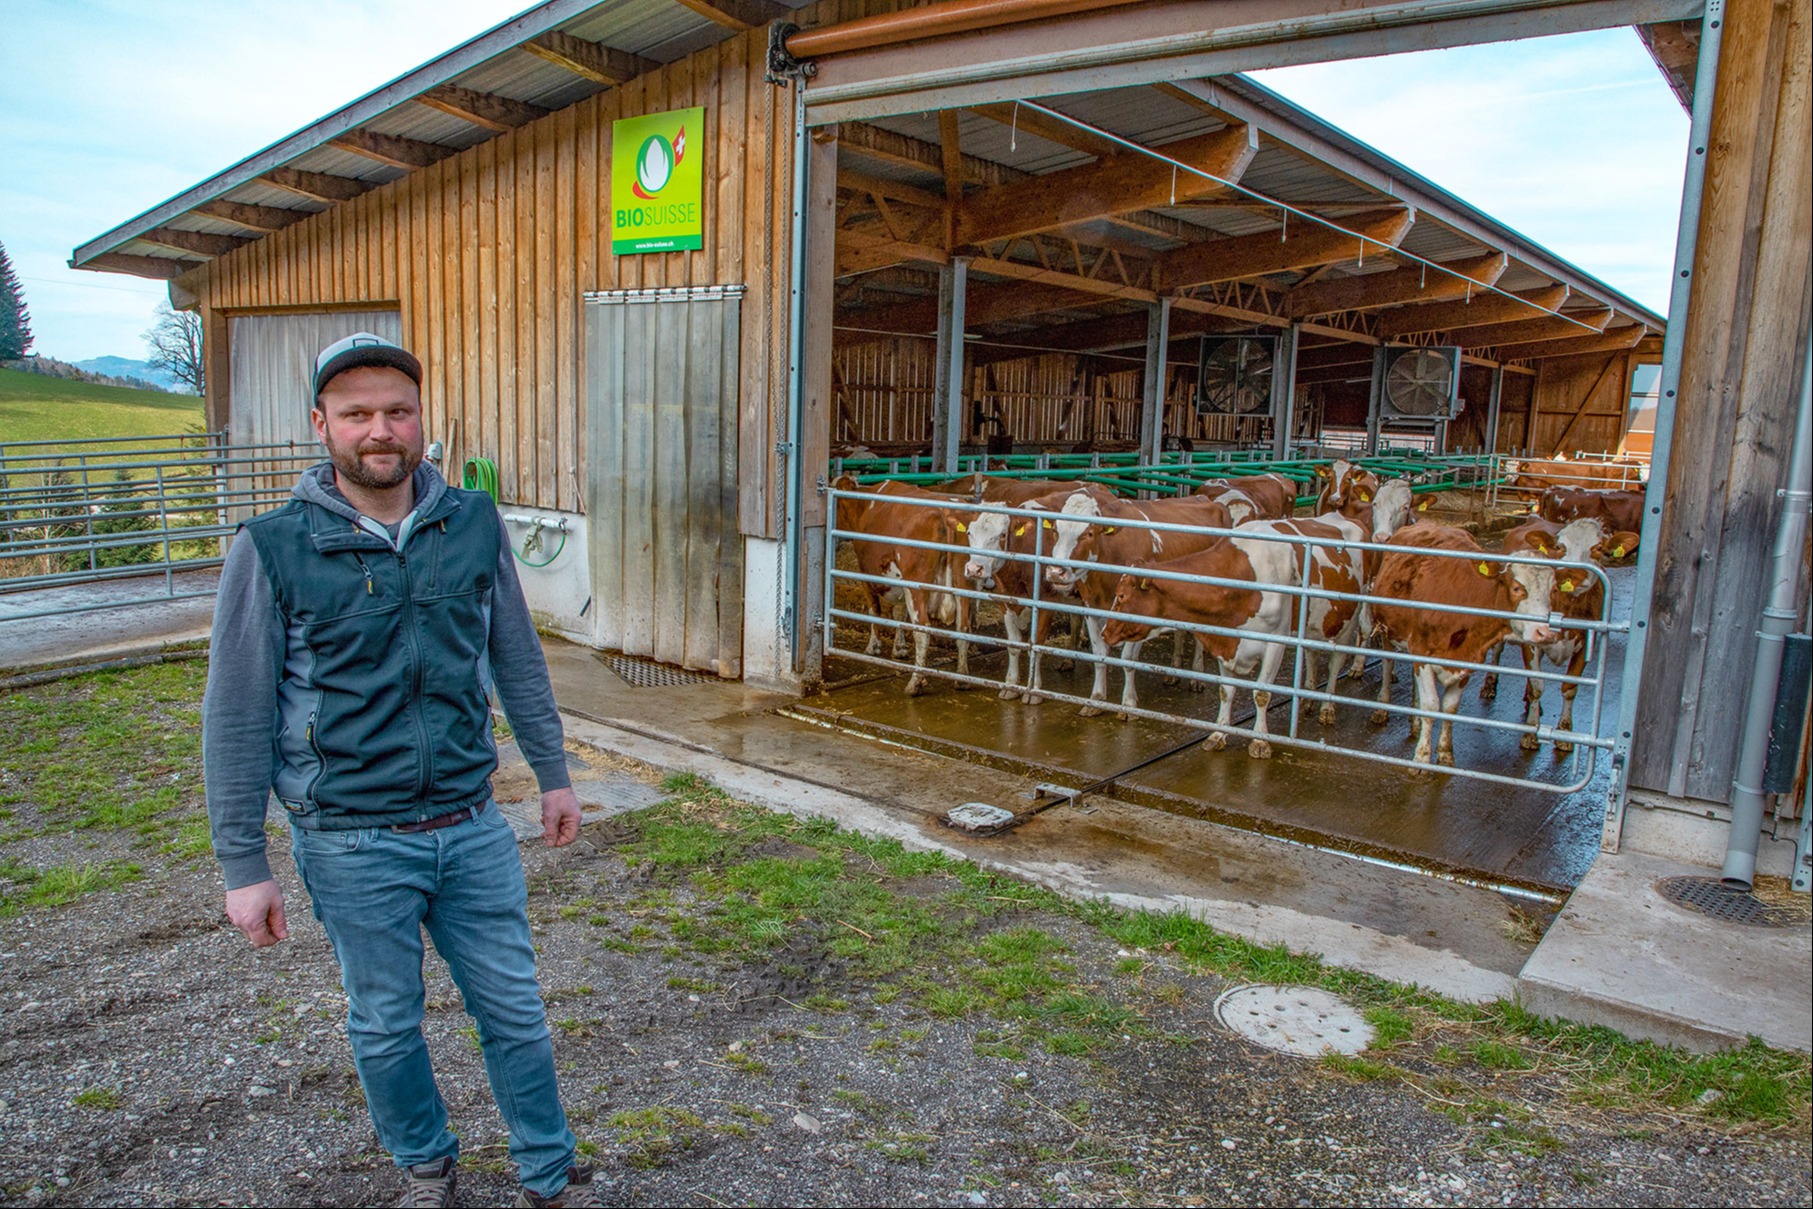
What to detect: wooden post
<box><xmin>1484</xmin><ymin>364</ymin><xmax>1505</xmax><ymax>455</ymax></box>
<box><xmin>796</xmin><ymin>129</ymin><xmax>838</xmax><ymax>680</ymax></box>
<box><xmin>931</xmin><ymin>256</ymin><xmax>968</xmax><ymax>472</ymax></box>
<box><xmin>203</xmin><ymin>306</ymin><xmax>232</xmax><ymax>437</ymax></box>
<box><xmin>1139</xmin><ymin>297</ymin><xmax>1172</xmax><ymax>469</ymax></box>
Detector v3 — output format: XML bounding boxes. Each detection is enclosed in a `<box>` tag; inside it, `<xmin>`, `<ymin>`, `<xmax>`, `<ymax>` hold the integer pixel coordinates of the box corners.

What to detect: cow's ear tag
<box><xmin>1137</xmin><ymin>576</ymin><xmax>1153</xmax><ymax>590</ymax></box>
<box><xmin>1560</xmin><ymin>577</ymin><xmax>1576</xmax><ymax>593</ymax></box>
<box><xmin>954</xmin><ymin>521</ymin><xmax>967</xmax><ymax>534</ymax></box>
<box><xmin>1042</xmin><ymin>519</ymin><xmax>1054</xmax><ymax>530</ymax></box>
<box><xmin>1611</xmin><ymin>544</ymin><xmax>1626</xmax><ymax>558</ymax></box>
<box><xmin>1417</xmin><ymin>496</ymin><xmax>1433</xmax><ymax>511</ymax></box>
<box><xmin>1358</xmin><ymin>490</ymin><xmax>1372</xmax><ymax>501</ymax></box>
<box><xmin>1476</xmin><ymin>561</ymin><xmax>1494</xmax><ymax>577</ymax></box>
<box><xmin>1012</xmin><ymin>523</ymin><xmax>1026</xmax><ymax>536</ymax></box>
<box><xmin>1103</xmin><ymin>526</ymin><xmax>1118</xmax><ymax>534</ymax></box>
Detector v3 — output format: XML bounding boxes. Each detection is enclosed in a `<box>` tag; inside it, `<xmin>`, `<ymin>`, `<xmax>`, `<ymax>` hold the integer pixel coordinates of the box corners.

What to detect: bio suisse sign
<box><xmin>611</xmin><ymin>107</ymin><xmax>705</xmax><ymax>255</ymax></box>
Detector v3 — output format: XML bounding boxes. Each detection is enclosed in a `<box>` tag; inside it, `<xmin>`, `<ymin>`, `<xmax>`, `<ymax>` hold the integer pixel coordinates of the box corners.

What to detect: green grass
<box><xmin>0</xmin><ymin>367</ymin><xmax>202</xmax><ymax>445</ymax></box>
<box><xmin>70</xmin><ymin>1087</ymin><xmax>122</xmax><ymax>1110</ymax></box>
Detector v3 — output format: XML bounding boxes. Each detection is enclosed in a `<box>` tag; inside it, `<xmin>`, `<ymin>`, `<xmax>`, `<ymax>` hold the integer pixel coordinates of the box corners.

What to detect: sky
<box><xmin>2</xmin><ymin>3</ymin><xmax>1691</xmax><ymax>365</ymax></box>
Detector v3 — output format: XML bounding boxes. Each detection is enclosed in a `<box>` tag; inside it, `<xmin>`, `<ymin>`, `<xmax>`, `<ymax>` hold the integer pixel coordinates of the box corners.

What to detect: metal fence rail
<box><xmin>825</xmin><ymin>484</ymin><xmax>1623</xmax><ymax>794</ymax></box>
<box><xmin>0</xmin><ymin>433</ymin><xmax>320</xmax><ymax>620</ymax></box>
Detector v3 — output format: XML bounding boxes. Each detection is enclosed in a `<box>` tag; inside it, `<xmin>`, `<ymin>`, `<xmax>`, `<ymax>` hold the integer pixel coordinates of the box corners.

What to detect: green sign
<box><xmin>611</xmin><ymin>107</ymin><xmax>705</xmax><ymax>255</ymax></box>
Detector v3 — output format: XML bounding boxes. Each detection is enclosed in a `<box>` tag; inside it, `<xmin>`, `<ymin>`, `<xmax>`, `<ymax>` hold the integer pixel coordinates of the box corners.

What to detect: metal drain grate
<box><xmin>1657</xmin><ymin>876</ymin><xmax>1801</xmax><ymax>928</ymax></box>
<box><xmin>602</xmin><ymin>653</ymin><xmax>718</xmax><ymax>688</ymax></box>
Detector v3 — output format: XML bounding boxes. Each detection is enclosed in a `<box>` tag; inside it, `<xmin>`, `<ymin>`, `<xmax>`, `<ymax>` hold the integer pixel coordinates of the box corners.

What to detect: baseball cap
<box><xmin>313</xmin><ymin>332</ymin><xmax>423</xmax><ymax>399</ymax></box>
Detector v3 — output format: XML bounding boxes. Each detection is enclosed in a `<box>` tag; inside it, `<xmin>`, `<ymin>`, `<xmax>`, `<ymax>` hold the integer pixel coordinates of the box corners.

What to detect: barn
<box><xmin>73</xmin><ymin>0</ymin><xmax>1809</xmax><ymax>983</ymax></box>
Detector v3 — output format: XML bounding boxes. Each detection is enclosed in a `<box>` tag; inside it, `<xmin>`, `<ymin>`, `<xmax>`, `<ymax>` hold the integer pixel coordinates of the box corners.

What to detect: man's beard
<box><xmin>324</xmin><ymin>433</ymin><xmax>422</xmax><ymax>490</ymax></box>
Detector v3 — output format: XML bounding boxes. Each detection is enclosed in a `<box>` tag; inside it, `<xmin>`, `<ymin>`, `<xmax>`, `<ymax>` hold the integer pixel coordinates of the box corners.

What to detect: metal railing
<box><xmin>0</xmin><ymin>433</ymin><xmax>320</xmax><ymax>620</ymax></box>
<box><xmin>825</xmin><ymin>483</ymin><xmax>1623</xmax><ymax>794</ymax></box>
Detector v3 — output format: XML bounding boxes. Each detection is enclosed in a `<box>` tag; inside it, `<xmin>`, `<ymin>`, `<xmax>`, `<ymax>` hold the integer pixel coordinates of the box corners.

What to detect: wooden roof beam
<box><xmin>416</xmin><ymin>84</ymin><xmax>550</xmax><ymax>133</ymax></box>
<box><xmin>671</xmin><ymin>0</ymin><xmax>789</xmax><ymax>29</ymax></box>
<box><xmin>1374</xmin><ymin>284</ymin><xmax>1570</xmax><ymax>338</ymax></box>
<box><xmin>955</xmin><ymin>124</ymin><xmax>1256</xmax><ymax>246</ymax></box>
<box><xmin>1496</xmin><ymin>325</ymin><xmax>1647</xmax><ymax>362</ymax></box>
<box><xmin>838</xmin><ymin>168</ymin><xmax>944</xmax><ymax>212</ymax></box>
<box><xmin>836</xmin><ymin>230</ymin><xmax>948</xmax><ymax>276</ymax></box>
<box><xmin>72</xmin><ymin>252</ymin><xmax>198</xmax><ymax>280</ymax></box>
<box><xmin>1160</xmin><ymin>207</ymin><xmax>1415</xmax><ymax>291</ymax></box>
<box><xmin>1285</xmin><ymin>252</ymin><xmax>1506</xmax><ymax>318</ymax></box>
<box><xmin>138</xmin><ymin>227</ymin><xmax>255</xmax><ymax>258</ymax></box>
<box><xmin>330</xmin><ymin>129</ymin><xmax>461</xmax><ymax>171</ymax></box>
<box><xmin>261</xmin><ymin>167</ymin><xmax>379</xmax><ymax>203</ymax></box>
<box><xmin>1452</xmin><ymin>308</ymin><xmax>1612</xmax><ymax>349</ymax></box>
<box><xmin>192</xmin><ymin>198</ymin><xmax>314</xmax><ymax>233</ymax></box>
<box><xmin>521</xmin><ymin>32</ymin><xmax>657</xmax><ymax>86</ymax></box>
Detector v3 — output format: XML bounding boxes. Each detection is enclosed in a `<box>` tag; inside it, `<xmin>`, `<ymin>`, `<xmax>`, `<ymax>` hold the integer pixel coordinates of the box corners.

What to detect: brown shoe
<box><xmin>513</xmin><ymin>1162</ymin><xmax>601</xmax><ymax>1208</ymax></box>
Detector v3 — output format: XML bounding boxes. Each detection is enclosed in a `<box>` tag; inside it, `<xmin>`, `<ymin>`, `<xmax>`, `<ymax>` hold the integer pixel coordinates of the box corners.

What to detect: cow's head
<box><xmin>1367</xmin><ymin>478</ymin><xmax>1429</xmax><ymax>541</ymax></box>
<box><xmin>1101</xmin><ymin>562</ymin><xmax>1160</xmax><ymax>646</ymax></box>
<box><xmin>1594</xmin><ymin>530</ymin><xmax>1640</xmax><ymax>562</ymax></box>
<box><xmin>1484</xmin><ymin>557</ymin><xmax>1560</xmax><ymax>645</ymax></box>
<box><xmin>1045</xmin><ymin>491</ymin><xmax>1104</xmax><ymax>590</ymax></box>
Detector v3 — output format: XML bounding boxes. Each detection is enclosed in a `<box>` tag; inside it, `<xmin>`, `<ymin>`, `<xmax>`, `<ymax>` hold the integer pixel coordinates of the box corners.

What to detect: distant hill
<box><xmin>74</xmin><ymin>355</ymin><xmax>186</xmax><ymax>393</ymax></box>
<box><xmin>0</xmin><ymin>366</ymin><xmax>204</xmax><ymax>445</ymax></box>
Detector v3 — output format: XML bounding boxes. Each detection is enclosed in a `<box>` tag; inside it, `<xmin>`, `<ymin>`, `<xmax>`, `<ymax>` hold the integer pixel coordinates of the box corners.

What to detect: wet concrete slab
<box><xmin>0</xmin><ymin>569</ymin><xmax>218</xmax><ymax>677</ymax></box>
<box><xmin>798</xmin><ymin>567</ymin><xmax>1635</xmax><ymax>896</ymax></box>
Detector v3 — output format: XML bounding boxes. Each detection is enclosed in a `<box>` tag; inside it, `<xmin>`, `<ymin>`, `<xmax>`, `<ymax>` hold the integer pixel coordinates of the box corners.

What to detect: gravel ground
<box><xmin>0</xmin><ymin>690</ymin><xmax>1807</xmax><ymax>1208</ymax></box>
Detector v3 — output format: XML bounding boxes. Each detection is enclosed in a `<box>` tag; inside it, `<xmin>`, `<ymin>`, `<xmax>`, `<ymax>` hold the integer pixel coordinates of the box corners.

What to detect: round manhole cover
<box><xmin>1213</xmin><ymin>984</ymin><xmax>1374</xmax><ymax>1057</ymax></box>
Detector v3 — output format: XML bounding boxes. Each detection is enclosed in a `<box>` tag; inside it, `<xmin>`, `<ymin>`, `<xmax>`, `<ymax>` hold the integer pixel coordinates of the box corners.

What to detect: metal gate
<box><xmin>823</xmin><ymin>482</ymin><xmax>1624</xmax><ymax>794</ymax></box>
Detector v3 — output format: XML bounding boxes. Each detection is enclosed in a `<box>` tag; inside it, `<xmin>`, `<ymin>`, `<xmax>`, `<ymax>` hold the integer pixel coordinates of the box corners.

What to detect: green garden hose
<box><xmin>462</xmin><ymin>456</ymin><xmax>567</xmax><ymax>567</ymax></box>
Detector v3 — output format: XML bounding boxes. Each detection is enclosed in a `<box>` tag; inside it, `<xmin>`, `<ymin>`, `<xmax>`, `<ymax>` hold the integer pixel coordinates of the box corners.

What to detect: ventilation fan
<box><xmin>1196</xmin><ymin>335</ymin><xmax>1278</xmax><ymax>416</ymax></box>
<box><xmin>1374</xmin><ymin>345</ymin><xmax>1462</xmax><ymax>421</ymax></box>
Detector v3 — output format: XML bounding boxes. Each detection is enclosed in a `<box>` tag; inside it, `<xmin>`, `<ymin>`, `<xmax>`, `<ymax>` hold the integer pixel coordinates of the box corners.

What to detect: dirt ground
<box><xmin>0</xmin><ymin>662</ymin><xmax>1809</xmax><ymax>1209</ymax></box>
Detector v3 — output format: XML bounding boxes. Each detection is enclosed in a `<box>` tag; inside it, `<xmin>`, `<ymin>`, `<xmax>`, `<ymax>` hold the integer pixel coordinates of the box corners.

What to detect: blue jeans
<box><xmin>290</xmin><ymin>803</ymin><xmax>576</xmax><ymax>1197</ymax></box>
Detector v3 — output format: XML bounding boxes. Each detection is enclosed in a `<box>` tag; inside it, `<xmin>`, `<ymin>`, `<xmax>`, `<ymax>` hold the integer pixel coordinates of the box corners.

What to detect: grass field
<box><xmin>0</xmin><ymin>368</ymin><xmax>203</xmax><ymax>447</ymax></box>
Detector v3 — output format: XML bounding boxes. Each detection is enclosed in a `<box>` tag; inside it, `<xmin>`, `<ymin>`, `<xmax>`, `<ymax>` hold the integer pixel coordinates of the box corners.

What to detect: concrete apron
<box><xmin>542</xmin><ymin>641</ymin><xmax>1811</xmax><ymax>1054</ymax></box>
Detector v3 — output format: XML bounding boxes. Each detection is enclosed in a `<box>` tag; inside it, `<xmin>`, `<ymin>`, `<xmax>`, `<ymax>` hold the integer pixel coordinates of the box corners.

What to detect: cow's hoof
<box><xmin>1204</xmin><ymin>733</ymin><xmax>1227</xmax><ymax>752</ymax></box>
<box><xmin>1162</xmin><ymin>674</ymin><xmax>1180</xmax><ymax>686</ymax></box>
<box><xmin>1247</xmin><ymin>739</ymin><xmax>1273</xmax><ymax>759</ymax></box>
<box><xmin>1369</xmin><ymin>709</ymin><xmax>1389</xmax><ymax>727</ymax></box>
<box><xmin>1115</xmin><ymin>711</ymin><xmax>1133</xmax><ymax>721</ymax></box>
<box><xmin>1022</xmin><ymin>693</ymin><xmax>1042</xmax><ymax>707</ymax></box>
<box><xmin>1408</xmin><ymin>764</ymin><xmax>1431</xmax><ymax>780</ymax></box>
<box><xmin>1318</xmin><ymin>705</ymin><xmax>1337</xmax><ymax>727</ymax></box>
<box><xmin>954</xmin><ymin>679</ymin><xmax>973</xmax><ymax>693</ymax></box>
<box><xmin>905</xmin><ymin>679</ymin><xmax>926</xmax><ymax>697</ymax></box>
<box><xmin>997</xmin><ymin>687</ymin><xmax>1019</xmax><ymax>701</ymax></box>
<box><xmin>1190</xmin><ymin>681</ymin><xmax>1206</xmax><ymax>694</ymax></box>
<box><xmin>1519</xmin><ymin>733</ymin><xmax>1540</xmax><ymax>752</ymax></box>
<box><xmin>1555</xmin><ymin>740</ymin><xmax>1575</xmax><ymax>754</ymax></box>
<box><xmin>1079</xmin><ymin>704</ymin><xmax>1104</xmax><ymax>718</ymax></box>
<box><xmin>1480</xmin><ymin>680</ymin><xmax>1497</xmax><ymax>701</ymax></box>
<box><xmin>1055</xmin><ymin>659</ymin><xmax>1076</xmax><ymax>672</ymax></box>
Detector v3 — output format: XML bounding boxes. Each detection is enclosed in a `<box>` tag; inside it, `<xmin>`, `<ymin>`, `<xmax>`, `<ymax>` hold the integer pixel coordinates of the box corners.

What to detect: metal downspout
<box><xmin>1723</xmin><ymin>336</ymin><xmax>1813</xmax><ymax>889</ymax></box>
<box><xmin>1602</xmin><ymin>0</ymin><xmax>1726</xmax><ymax>850</ymax></box>
<box><xmin>783</xmin><ymin>83</ymin><xmax>809</xmax><ymax>666</ymax></box>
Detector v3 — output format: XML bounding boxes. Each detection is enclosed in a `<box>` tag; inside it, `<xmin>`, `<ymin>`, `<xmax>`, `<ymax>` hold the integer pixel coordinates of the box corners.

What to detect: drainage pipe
<box><xmin>782</xmin><ymin>84</ymin><xmax>809</xmax><ymax>665</ymax></box>
<box><xmin>784</xmin><ymin>0</ymin><xmax>1153</xmax><ymax>60</ymax></box>
<box><xmin>1723</xmin><ymin>335</ymin><xmax>1813</xmax><ymax>890</ymax></box>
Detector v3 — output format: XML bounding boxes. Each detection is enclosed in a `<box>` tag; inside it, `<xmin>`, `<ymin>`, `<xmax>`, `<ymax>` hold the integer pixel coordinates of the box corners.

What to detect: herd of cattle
<box><xmin>830</xmin><ymin>460</ymin><xmax>1644</xmax><ymax>771</ymax></box>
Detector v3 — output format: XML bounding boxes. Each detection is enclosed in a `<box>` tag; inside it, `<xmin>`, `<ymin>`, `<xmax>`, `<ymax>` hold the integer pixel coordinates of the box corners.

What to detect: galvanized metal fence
<box><xmin>824</xmin><ymin>483</ymin><xmax>1624</xmax><ymax>794</ymax></box>
<box><xmin>0</xmin><ymin>432</ymin><xmax>319</xmax><ymax>620</ymax></box>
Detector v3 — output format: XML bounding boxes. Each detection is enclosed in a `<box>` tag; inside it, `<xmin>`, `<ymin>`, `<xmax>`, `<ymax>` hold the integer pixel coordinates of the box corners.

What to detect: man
<box><xmin>203</xmin><ymin>332</ymin><xmax>598</xmax><ymax>1209</ymax></box>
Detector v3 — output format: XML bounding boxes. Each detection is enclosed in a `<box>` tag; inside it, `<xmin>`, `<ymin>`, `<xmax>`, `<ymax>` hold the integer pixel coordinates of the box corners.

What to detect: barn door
<box><xmin>227</xmin><ymin>310</ymin><xmax>403</xmax><ymax>449</ymax></box>
<box><xmin>584</xmin><ymin>286</ymin><xmax>744</xmax><ymax>677</ymax></box>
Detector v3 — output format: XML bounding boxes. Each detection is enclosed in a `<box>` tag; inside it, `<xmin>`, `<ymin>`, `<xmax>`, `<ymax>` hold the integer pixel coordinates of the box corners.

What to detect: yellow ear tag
<box><xmin>1560</xmin><ymin>578</ymin><xmax>1575</xmax><ymax>593</ymax></box>
<box><xmin>1013</xmin><ymin>523</ymin><xmax>1027</xmax><ymax>536</ymax></box>
<box><xmin>1476</xmin><ymin>561</ymin><xmax>1493</xmax><ymax>576</ymax></box>
<box><xmin>1103</xmin><ymin>526</ymin><xmax>1117</xmax><ymax>535</ymax></box>
<box><xmin>1418</xmin><ymin>496</ymin><xmax>1432</xmax><ymax>510</ymax></box>
<box><xmin>1042</xmin><ymin>519</ymin><xmax>1054</xmax><ymax>530</ymax></box>
<box><xmin>1358</xmin><ymin>490</ymin><xmax>1372</xmax><ymax>501</ymax></box>
<box><xmin>1612</xmin><ymin>545</ymin><xmax>1625</xmax><ymax>558</ymax></box>
<box><xmin>954</xmin><ymin>521</ymin><xmax>967</xmax><ymax>534</ymax></box>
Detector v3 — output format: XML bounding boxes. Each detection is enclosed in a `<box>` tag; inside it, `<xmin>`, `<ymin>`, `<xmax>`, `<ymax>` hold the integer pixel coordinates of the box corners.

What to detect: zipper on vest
<box><xmin>355</xmin><ymin>556</ymin><xmax>374</xmax><ymax>595</ymax></box>
<box><xmin>397</xmin><ymin>549</ymin><xmax>434</xmax><ymax>802</ymax></box>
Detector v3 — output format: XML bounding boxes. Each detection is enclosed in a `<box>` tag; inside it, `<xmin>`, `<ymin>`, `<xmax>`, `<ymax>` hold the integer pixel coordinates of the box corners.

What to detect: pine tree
<box><xmin>0</xmin><ymin>241</ymin><xmax>33</xmax><ymax>361</ymax></box>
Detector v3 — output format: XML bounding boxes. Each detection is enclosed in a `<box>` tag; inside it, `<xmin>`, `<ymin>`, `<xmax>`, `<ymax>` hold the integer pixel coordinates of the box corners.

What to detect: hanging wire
<box><xmin>1009</xmin><ymin>98</ymin><xmax>1615</xmax><ymax>336</ymax></box>
<box><xmin>1010</xmin><ymin>101</ymin><xmax>1019</xmax><ymax>154</ymax></box>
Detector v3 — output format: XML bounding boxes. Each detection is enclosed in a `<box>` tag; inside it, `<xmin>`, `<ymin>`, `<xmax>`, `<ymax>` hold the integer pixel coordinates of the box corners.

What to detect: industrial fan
<box><xmin>1374</xmin><ymin>345</ymin><xmax>1463</xmax><ymax>421</ymax></box>
<box><xmin>1196</xmin><ymin>335</ymin><xmax>1278</xmax><ymax>416</ymax></box>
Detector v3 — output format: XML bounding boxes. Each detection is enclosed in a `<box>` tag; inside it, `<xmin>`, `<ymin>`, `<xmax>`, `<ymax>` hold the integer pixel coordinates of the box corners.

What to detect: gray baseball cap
<box><xmin>313</xmin><ymin>332</ymin><xmax>422</xmax><ymax>399</ymax></box>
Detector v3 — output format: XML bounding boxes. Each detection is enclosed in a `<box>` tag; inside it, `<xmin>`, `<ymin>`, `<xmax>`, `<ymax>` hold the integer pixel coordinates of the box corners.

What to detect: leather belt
<box><xmin>390</xmin><ymin>805</ymin><xmax>481</xmax><ymax>833</ymax></box>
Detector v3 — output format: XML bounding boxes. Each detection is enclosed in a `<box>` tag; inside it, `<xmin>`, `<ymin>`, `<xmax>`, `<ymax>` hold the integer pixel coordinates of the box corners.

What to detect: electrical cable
<box><xmin>462</xmin><ymin>456</ymin><xmax>567</xmax><ymax>567</ymax></box>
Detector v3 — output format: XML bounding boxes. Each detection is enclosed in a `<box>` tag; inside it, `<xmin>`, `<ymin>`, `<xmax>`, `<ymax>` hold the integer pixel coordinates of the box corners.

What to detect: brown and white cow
<box><xmin>1098</xmin><ymin>514</ymin><xmax>1366</xmax><ymax>755</ymax></box>
<box><xmin>949</xmin><ymin>488</ymin><xmax>1086</xmax><ymax>703</ymax></box>
<box><xmin>1193</xmin><ymin>472</ymin><xmax>1297</xmax><ymax>523</ymax></box>
<box><xmin>1045</xmin><ymin>488</ymin><xmax>1234</xmax><ymax>717</ymax></box>
<box><xmin>1369</xmin><ymin>522</ymin><xmax>1567</xmax><ymax>768</ymax></box>
<box><xmin>1502</xmin><ymin>455</ymin><xmax>1647</xmax><ymax>494</ymax></box>
<box><xmin>1535</xmin><ymin>487</ymin><xmax>1644</xmax><ymax>543</ymax></box>
<box><xmin>1479</xmin><ymin>517</ymin><xmax>1637</xmax><ymax>750</ymax></box>
<box><xmin>1312</xmin><ymin>460</ymin><xmax>1383</xmax><ymax>523</ymax></box>
<box><xmin>831</xmin><ymin>475</ymin><xmax>972</xmax><ymax>696</ymax></box>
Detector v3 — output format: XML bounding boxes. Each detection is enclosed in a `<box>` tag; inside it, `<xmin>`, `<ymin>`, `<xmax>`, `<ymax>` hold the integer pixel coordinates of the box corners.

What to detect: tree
<box><xmin>145</xmin><ymin>302</ymin><xmax>204</xmax><ymax>395</ymax></box>
<box><xmin>0</xmin><ymin>240</ymin><xmax>32</xmax><ymax>361</ymax></box>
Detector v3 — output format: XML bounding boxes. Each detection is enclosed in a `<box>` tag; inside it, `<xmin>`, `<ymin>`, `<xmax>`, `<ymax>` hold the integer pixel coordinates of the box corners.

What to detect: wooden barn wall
<box><xmin>1523</xmin><ymin>350</ymin><xmax>1635</xmax><ymax>456</ymax></box>
<box><xmin>184</xmin><ymin>25</ymin><xmax>793</xmax><ymax>538</ymax></box>
<box><xmin>1632</xmin><ymin>0</ymin><xmax>1812</xmax><ymax>803</ymax></box>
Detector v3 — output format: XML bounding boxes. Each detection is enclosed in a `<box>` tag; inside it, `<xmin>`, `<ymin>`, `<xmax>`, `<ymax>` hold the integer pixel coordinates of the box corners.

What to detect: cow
<box><xmin>831</xmin><ymin>475</ymin><xmax>973</xmax><ymax>696</ymax></box>
<box><xmin>1369</xmin><ymin>522</ymin><xmax>1569</xmax><ymax>768</ymax></box>
<box><xmin>1478</xmin><ymin>517</ymin><xmax>1638</xmax><ymax>749</ymax></box>
<box><xmin>1535</xmin><ymin>487</ymin><xmax>1644</xmax><ymax>543</ymax></box>
<box><xmin>1501</xmin><ymin>455</ymin><xmax>1647</xmax><ymax>494</ymax></box>
<box><xmin>1097</xmin><ymin>514</ymin><xmax>1366</xmax><ymax>755</ymax></box>
<box><xmin>1044</xmin><ymin>488</ymin><xmax>1234</xmax><ymax>717</ymax></box>
<box><xmin>1193</xmin><ymin>472</ymin><xmax>1297</xmax><ymax>523</ymax></box>
<box><xmin>1312</xmin><ymin>460</ymin><xmax>1382</xmax><ymax>522</ymax></box>
<box><xmin>949</xmin><ymin>489</ymin><xmax>1087</xmax><ymax>703</ymax></box>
